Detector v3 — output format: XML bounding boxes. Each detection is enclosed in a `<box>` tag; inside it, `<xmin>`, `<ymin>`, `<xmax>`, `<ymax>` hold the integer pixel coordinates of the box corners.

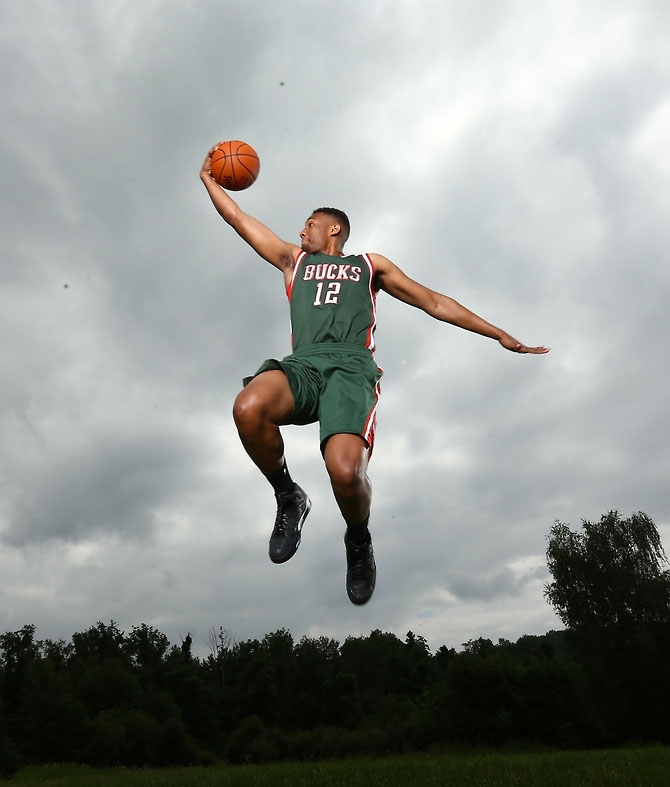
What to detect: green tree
<box><xmin>545</xmin><ymin>511</ymin><xmax>670</xmax><ymax>743</ymax></box>
<box><xmin>291</xmin><ymin>635</ymin><xmax>339</xmax><ymax>728</ymax></box>
<box><xmin>125</xmin><ymin>624</ymin><xmax>169</xmax><ymax>675</ymax></box>
<box><xmin>165</xmin><ymin>642</ymin><xmax>219</xmax><ymax>749</ymax></box>
<box><xmin>339</xmin><ymin>630</ymin><xmax>413</xmax><ymax>711</ymax></box>
<box><xmin>545</xmin><ymin>510</ymin><xmax>670</xmax><ymax>629</ymax></box>
<box><xmin>17</xmin><ymin>658</ymin><xmax>89</xmax><ymax>762</ymax></box>
<box><xmin>0</xmin><ymin>625</ymin><xmax>39</xmax><ymax>710</ymax></box>
<box><xmin>223</xmin><ymin>638</ymin><xmax>280</xmax><ymax>727</ymax></box>
<box><xmin>436</xmin><ymin>646</ymin><xmax>516</xmax><ymax>745</ymax></box>
<box><xmin>0</xmin><ymin>697</ymin><xmax>21</xmax><ymax>777</ymax></box>
<box><xmin>71</xmin><ymin>621</ymin><xmax>127</xmax><ymax>665</ymax></box>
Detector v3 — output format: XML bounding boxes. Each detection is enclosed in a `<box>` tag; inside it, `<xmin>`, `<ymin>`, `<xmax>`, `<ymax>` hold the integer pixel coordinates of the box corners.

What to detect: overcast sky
<box><xmin>2</xmin><ymin>0</ymin><xmax>669</xmax><ymax>657</ymax></box>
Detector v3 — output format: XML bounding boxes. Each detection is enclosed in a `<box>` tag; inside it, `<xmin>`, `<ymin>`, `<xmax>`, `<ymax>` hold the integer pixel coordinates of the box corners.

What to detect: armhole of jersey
<box><xmin>361</xmin><ymin>253</ymin><xmax>378</xmax><ymax>352</ymax></box>
<box><xmin>361</xmin><ymin>252</ymin><xmax>376</xmax><ymax>286</ymax></box>
<box><xmin>287</xmin><ymin>250</ymin><xmax>307</xmax><ymax>300</ymax></box>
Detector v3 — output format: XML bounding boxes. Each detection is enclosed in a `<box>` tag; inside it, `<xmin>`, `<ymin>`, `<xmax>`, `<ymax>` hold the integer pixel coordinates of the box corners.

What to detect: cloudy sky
<box><xmin>2</xmin><ymin>0</ymin><xmax>669</xmax><ymax>657</ymax></box>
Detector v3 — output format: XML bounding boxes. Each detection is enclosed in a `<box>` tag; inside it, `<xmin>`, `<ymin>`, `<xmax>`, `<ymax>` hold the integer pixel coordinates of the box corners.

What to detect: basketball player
<box><xmin>200</xmin><ymin>145</ymin><xmax>549</xmax><ymax>605</ymax></box>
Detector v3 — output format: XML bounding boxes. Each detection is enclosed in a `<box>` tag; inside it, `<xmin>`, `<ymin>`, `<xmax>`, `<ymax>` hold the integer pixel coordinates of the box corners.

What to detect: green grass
<box><xmin>11</xmin><ymin>747</ymin><xmax>670</xmax><ymax>786</ymax></box>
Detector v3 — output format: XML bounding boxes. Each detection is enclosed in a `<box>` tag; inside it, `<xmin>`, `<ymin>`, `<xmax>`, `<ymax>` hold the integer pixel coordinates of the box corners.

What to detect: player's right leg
<box><xmin>233</xmin><ymin>370</ymin><xmax>295</xmax><ymax>475</ymax></box>
<box><xmin>232</xmin><ymin>370</ymin><xmax>311</xmax><ymax>563</ymax></box>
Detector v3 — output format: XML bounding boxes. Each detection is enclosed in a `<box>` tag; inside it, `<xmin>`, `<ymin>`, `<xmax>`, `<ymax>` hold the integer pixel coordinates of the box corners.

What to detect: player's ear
<box><xmin>329</xmin><ymin>223</ymin><xmax>341</xmax><ymax>237</ymax></box>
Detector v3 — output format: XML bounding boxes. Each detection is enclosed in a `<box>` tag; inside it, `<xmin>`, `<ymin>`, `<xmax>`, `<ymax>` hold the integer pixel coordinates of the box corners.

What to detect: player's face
<box><xmin>299</xmin><ymin>213</ymin><xmax>331</xmax><ymax>253</ymax></box>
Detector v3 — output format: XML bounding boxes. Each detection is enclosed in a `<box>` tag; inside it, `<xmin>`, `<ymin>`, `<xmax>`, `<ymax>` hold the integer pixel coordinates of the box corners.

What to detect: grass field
<box><xmin>10</xmin><ymin>747</ymin><xmax>670</xmax><ymax>786</ymax></box>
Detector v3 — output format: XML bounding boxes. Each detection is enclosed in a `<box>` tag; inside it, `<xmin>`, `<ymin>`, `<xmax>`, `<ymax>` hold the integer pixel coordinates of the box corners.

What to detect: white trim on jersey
<box><xmin>362</xmin><ymin>375</ymin><xmax>382</xmax><ymax>452</ymax></box>
<box><xmin>360</xmin><ymin>252</ymin><xmax>378</xmax><ymax>353</ymax></box>
<box><xmin>287</xmin><ymin>250</ymin><xmax>307</xmax><ymax>298</ymax></box>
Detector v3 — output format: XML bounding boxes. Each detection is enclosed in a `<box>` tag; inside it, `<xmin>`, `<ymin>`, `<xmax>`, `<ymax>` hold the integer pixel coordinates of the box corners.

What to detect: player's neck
<box><xmin>318</xmin><ymin>241</ymin><xmax>345</xmax><ymax>257</ymax></box>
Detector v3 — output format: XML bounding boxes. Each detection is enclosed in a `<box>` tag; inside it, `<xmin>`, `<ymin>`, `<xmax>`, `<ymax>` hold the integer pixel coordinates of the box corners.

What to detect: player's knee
<box><xmin>326</xmin><ymin>456</ymin><xmax>364</xmax><ymax>497</ymax></box>
<box><xmin>232</xmin><ymin>389</ymin><xmax>263</xmax><ymax>433</ymax></box>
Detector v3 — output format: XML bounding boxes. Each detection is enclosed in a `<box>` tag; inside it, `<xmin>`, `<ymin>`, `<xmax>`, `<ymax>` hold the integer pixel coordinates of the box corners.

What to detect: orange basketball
<box><xmin>210</xmin><ymin>140</ymin><xmax>260</xmax><ymax>191</ymax></box>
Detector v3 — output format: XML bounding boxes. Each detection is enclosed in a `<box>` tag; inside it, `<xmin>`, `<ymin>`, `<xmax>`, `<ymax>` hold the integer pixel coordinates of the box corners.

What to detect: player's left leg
<box><xmin>323</xmin><ymin>434</ymin><xmax>376</xmax><ymax>605</ymax></box>
<box><xmin>323</xmin><ymin>433</ymin><xmax>371</xmax><ymax>524</ymax></box>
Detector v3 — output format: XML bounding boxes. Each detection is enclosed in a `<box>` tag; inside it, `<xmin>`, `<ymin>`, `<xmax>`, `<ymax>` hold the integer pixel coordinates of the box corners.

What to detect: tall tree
<box><xmin>544</xmin><ymin>510</ymin><xmax>670</xmax><ymax>629</ymax></box>
<box><xmin>0</xmin><ymin>625</ymin><xmax>39</xmax><ymax>715</ymax></box>
<box><xmin>545</xmin><ymin>510</ymin><xmax>670</xmax><ymax>743</ymax></box>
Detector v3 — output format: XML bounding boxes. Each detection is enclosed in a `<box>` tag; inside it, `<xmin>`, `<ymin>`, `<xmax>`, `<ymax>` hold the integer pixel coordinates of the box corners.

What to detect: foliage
<box><xmin>1</xmin><ymin>510</ymin><xmax>668</xmax><ymax>768</ymax></box>
<box><xmin>544</xmin><ymin>510</ymin><xmax>670</xmax><ymax>744</ymax></box>
<box><xmin>1</xmin><ymin>621</ymin><xmax>592</xmax><ymax>766</ymax></box>
<box><xmin>545</xmin><ymin>510</ymin><xmax>670</xmax><ymax>629</ymax></box>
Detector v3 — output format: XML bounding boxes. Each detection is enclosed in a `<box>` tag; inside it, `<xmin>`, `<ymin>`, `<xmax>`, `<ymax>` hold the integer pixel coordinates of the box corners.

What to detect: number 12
<box><xmin>314</xmin><ymin>281</ymin><xmax>341</xmax><ymax>306</ymax></box>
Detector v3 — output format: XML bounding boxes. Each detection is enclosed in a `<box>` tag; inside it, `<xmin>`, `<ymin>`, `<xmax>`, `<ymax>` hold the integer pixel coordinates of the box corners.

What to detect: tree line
<box><xmin>1</xmin><ymin>510</ymin><xmax>669</xmax><ymax>774</ymax></box>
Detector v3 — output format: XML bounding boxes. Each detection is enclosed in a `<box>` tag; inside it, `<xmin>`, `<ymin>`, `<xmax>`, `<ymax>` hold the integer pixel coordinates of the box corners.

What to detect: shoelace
<box><xmin>273</xmin><ymin>494</ymin><xmax>299</xmax><ymax>536</ymax></box>
<box><xmin>348</xmin><ymin>544</ymin><xmax>371</xmax><ymax>580</ymax></box>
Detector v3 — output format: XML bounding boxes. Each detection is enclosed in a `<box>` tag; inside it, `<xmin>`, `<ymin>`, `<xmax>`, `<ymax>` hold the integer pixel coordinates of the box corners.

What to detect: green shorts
<box><xmin>244</xmin><ymin>343</ymin><xmax>383</xmax><ymax>451</ymax></box>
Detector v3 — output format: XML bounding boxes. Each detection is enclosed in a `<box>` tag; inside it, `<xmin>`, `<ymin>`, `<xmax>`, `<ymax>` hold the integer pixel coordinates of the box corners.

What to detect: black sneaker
<box><xmin>269</xmin><ymin>485</ymin><xmax>311</xmax><ymax>564</ymax></box>
<box><xmin>344</xmin><ymin>533</ymin><xmax>376</xmax><ymax>605</ymax></box>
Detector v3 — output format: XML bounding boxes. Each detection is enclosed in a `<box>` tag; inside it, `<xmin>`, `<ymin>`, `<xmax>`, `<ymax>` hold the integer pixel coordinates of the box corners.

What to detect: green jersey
<box><xmin>287</xmin><ymin>252</ymin><xmax>378</xmax><ymax>352</ymax></box>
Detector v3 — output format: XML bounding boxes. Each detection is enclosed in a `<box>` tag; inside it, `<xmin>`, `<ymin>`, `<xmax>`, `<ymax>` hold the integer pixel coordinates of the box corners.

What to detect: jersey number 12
<box><xmin>313</xmin><ymin>281</ymin><xmax>341</xmax><ymax>306</ymax></box>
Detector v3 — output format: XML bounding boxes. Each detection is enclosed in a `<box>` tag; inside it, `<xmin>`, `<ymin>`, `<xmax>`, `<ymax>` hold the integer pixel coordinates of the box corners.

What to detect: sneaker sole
<box><xmin>347</xmin><ymin>571</ymin><xmax>376</xmax><ymax>605</ymax></box>
<box><xmin>269</xmin><ymin>497</ymin><xmax>312</xmax><ymax>564</ymax></box>
<box><xmin>344</xmin><ymin>536</ymin><xmax>376</xmax><ymax>604</ymax></box>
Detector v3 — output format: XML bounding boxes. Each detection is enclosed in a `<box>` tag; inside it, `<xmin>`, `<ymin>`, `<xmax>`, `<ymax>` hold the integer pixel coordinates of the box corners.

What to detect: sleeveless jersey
<box><xmin>287</xmin><ymin>252</ymin><xmax>378</xmax><ymax>353</ymax></box>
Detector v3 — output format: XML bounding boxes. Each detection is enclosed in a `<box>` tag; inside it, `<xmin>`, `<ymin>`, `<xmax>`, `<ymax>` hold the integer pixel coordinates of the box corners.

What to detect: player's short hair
<box><xmin>312</xmin><ymin>207</ymin><xmax>350</xmax><ymax>243</ymax></box>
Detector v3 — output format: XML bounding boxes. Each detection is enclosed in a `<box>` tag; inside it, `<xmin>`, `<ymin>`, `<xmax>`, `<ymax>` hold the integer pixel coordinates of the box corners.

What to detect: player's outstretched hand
<box><xmin>200</xmin><ymin>147</ymin><xmax>216</xmax><ymax>180</ymax></box>
<box><xmin>498</xmin><ymin>332</ymin><xmax>550</xmax><ymax>354</ymax></box>
<box><xmin>200</xmin><ymin>143</ymin><xmax>227</xmax><ymax>182</ymax></box>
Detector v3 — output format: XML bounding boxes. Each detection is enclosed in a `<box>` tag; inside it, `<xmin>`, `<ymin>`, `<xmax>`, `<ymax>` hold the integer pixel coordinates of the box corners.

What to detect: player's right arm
<box><xmin>200</xmin><ymin>146</ymin><xmax>300</xmax><ymax>279</ymax></box>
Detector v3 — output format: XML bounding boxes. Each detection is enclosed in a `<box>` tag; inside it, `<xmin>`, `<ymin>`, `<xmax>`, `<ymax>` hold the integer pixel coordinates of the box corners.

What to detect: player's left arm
<box><xmin>371</xmin><ymin>253</ymin><xmax>550</xmax><ymax>354</ymax></box>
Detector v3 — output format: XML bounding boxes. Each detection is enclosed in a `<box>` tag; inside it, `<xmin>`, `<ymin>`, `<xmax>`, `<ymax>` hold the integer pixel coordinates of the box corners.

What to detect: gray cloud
<box><xmin>1</xmin><ymin>0</ymin><xmax>669</xmax><ymax>654</ymax></box>
<box><xmin>4</xmin><ymin>424</ymin><xmax>206</xmax><ymax>546</ymax></box>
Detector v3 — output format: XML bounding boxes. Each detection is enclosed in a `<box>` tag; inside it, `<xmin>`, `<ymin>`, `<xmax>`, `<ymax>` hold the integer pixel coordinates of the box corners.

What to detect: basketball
<box><xmin>210</xmin><ymin>140</ymin><xmax>260</xmax><ymax>191</ymax></box>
